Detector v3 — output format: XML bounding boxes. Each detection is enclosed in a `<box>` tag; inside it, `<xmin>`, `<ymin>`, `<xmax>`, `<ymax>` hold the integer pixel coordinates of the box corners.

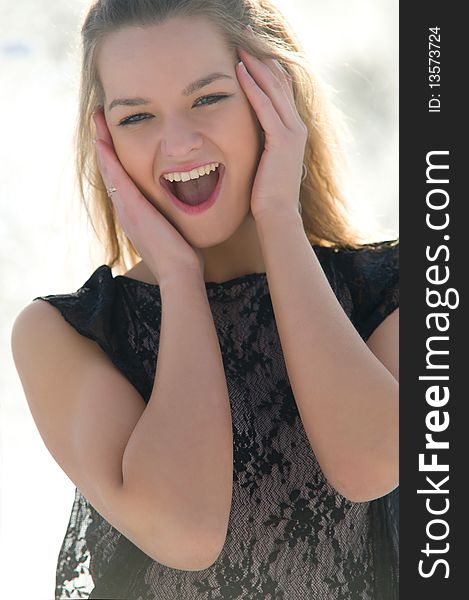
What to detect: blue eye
<box><xmin>118</xmin><ymin>113</ymin><xmax>152</xmax><ymax>126</ymax></box>
<box><xmin>194</xmin><ymin>94</ymin><xmax>230</xmax><ymax>107</ymax></box>
<box><xmin>118</xmin><ymin>94</ymin><xmax>231</xmax><ymax>126</ymax></box>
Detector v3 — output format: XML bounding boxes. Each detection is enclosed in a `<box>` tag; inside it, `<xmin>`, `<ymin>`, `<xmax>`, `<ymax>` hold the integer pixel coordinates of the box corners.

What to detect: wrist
<box><xmin>159</xmin><ymin>267</ymin><xmax>206</xmax><ymax>293</ymax></box>
<box><xmin>254</xmin><ymin>207</ymin><xmax>304</xmax><ymax>235</ymax></box>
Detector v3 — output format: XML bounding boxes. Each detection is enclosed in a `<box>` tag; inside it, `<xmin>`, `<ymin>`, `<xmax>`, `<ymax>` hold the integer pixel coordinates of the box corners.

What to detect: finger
<box><xmin>237</xmin><ymin>49</ymin><xmax>296</xmax><ymax>132</ymax></box>
<box><xmin>93</xmin><ymin>106</ymin><xmax>114</xmax><ymax>147</ymax></box>
<box><xmin>94</xmin><ymin>140</ymin><xmax>122</xmax><ymax>218</ymax></box>
<box><xmin>266</xmin><ymin>59</ymin><xmax>296</xmax><ymax>112</ymax></box>
<box><xmin>236</xmin><ymin>59</ymin><xmax>285</xmax><ymax>137</ymax></box>
<box><xmin>269</xmin><ymin>59</ymin><xmax>294</xmax><ymax>101</ymax></box>
<box><xmin>264</xmin><ymin>58</ymin><xmax>302</xmax><ymax>130</ymax></box>
<box><xmin>95</xmin><ymin>142</ymin><xmax>140</xmax><ymax>251</ymax></box>
<box><xmin>95</xmin><ymin>138</ymin><xmax>133</xmax><ymax>208</ymax></box>
<box><xmin>95</xmin><ymin>139</ymin><xmax>159</xmax><ymax>227</ymax></box>
<box><xmin>240</xmin><ymin>26</ymin><xmax>294</xmax><ymax>103</ymax></box>
<box><xmin>94</xmin><ymin>108</ymin><xmax>113</xmax><ymax>147</ymax></box>
<box><xmin>266</xmin><ymin>59</ymin><xmax>306</xmax><ymax>132</ymax></box>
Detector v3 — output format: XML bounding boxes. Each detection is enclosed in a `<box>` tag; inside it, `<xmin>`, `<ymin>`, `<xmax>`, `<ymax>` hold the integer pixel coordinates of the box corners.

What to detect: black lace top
<box><xmin>34</xmin><ymin>239</ymin><xmax>399</xmax><ymax>600</ymax></box>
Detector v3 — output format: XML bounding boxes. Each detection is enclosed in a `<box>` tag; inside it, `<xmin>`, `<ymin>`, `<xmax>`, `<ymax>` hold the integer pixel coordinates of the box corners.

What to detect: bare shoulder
<box><xmin>13</xmin><ymin>297</ymin><xmax>65</xmax><ymax>328</ymax></box>
<box><xmin>13</xmin><ymin>298</ymin><xmax>74</xmax><ymax>334</ymax></box>
<box><xmin>12</xmin><ymin>298</ymin><xmax>100</xmax><ymax>363</ymax></box>
<box><xmin>11</xmin><ymin>298</ymin><xmax>144</xmax><ymax>408</ymax></box>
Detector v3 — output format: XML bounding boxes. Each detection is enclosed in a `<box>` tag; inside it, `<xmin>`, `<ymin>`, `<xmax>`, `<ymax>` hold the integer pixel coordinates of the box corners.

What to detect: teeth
<box><xmin>163</xmin><ymin>162</ymin><xmax>219</xmax><ymax>182</ymax></box>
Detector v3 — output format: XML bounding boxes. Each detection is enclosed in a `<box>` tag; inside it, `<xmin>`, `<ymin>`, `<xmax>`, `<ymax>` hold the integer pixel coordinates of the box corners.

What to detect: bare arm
<box><xmin>255</xmin><ymin>211</ymin><xmax>398</xmax><ymax>503</ymax></box>
<box><xmin>121</xmin><ymin>270</ymin><xmax>233</xmax><ymax>567</ymax></box>
<box><xmin>11</xmin><ymin>270</ymin><xmax>232</xmax><ymax>572</ymax></box>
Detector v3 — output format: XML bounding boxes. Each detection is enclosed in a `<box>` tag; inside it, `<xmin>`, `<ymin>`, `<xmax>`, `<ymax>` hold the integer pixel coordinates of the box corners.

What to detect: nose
<box><xmin>161</xmin><ymin>118</ymin><xmax>204</xmax><ymax>158</ymax></box>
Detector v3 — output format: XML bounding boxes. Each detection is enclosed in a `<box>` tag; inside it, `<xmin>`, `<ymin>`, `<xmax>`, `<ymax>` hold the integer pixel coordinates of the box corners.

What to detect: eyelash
<box><xmin>118</xmin><ymin>94</ymin><xmax>232</xmax><ymax>126</ymax></box>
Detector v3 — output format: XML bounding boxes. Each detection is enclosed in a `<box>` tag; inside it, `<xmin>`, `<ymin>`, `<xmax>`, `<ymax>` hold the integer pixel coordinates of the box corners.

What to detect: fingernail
<box><xmin>92</xmin><ymin>106</ymin><xmax>102</xmax><ymax>123</ymax></box>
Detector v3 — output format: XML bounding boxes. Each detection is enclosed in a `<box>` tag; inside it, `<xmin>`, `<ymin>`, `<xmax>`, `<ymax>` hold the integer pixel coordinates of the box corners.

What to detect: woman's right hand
<box><xmin>93</xmin><ymin>107</ymin><xmax>205</xmax><ymax>284</ymax></box>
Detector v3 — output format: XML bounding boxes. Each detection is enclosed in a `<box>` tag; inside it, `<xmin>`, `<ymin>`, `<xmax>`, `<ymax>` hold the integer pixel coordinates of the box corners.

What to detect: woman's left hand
<box><xmin>236</xmin><ymin>47</ymin><xmax>308</xmax><ymax>222</ymax></box>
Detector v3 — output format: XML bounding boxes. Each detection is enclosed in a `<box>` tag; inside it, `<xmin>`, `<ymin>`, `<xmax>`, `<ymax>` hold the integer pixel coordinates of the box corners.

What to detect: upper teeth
<box><xmin>163</xmin><ymin>162</ymin><xmax>220</xmax><ymax>183</ymax></box>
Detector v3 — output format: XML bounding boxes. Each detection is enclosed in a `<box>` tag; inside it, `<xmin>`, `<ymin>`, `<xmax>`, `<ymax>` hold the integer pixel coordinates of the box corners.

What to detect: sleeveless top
<box><xmin>34</xmin><ymin>239</ymin><xmax>399</xmax><ymax>600</ymax></box>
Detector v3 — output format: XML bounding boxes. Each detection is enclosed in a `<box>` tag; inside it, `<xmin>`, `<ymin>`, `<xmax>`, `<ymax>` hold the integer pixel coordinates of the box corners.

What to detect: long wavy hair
<box><xmin>75</xmin><ymin>0</ymin><xmax>384</xmax><ymax>275</ymax></box>
<box><xmin>73</xmin><ymin>4</ymin><xmax>398</xmax><ymax>598</ymax></box>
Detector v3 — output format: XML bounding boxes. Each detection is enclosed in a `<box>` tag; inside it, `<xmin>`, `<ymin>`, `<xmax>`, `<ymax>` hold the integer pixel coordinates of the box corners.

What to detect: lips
<box><xmin>160</xmin><ymin>164</ymin><xmax>225</xmax><ymax>215</ymax></box>
<box><xmin>160</xmin><ymin>164</ymin><xmax>222</xmax><ymax>206</ymax></box>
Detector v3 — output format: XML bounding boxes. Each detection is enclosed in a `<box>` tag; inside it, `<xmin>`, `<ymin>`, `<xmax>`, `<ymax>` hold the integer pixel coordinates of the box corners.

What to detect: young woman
<box><xmin>11</xmin><ymin>1</ymin><xmax>399</xmax><ymax>598</ymax></box>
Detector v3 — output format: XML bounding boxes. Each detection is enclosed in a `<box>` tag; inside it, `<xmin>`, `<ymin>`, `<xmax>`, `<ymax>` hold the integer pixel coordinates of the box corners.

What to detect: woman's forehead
<box><xmin>97</xmin><ymin>19</ymin><xmax>235</xmax><ymax>102</ymax></box>
<box><xmin>98</xmin><ymin>18</ymin><xmax>230</xmax><ymax>72</ymax></box>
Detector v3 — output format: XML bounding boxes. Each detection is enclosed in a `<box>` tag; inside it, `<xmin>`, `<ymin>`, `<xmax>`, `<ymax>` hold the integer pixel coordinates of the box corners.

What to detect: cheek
<box><xmin>229</xmin><ymin>98</ymin><xmax>261</xmax><ymax>136</ymax></box>
<box><xmin>240</xmin><ymin>113</ymin><xmax>263</xmax><ymax>169</ymax></box>
<box><xmin>111</xmin><ymin>135</ymin><xmax>150</xmax><ymax>179</ymax></box>
<box><xmin>223</xmin><ymin>101</ymin><xmax>262</xmax><ymax>160</ymax></box>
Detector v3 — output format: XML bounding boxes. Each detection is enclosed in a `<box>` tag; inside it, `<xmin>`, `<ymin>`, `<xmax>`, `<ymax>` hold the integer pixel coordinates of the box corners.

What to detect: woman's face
<box><xmin>96</xmin><ymin>17</ymin><xmax>263</xmax><ymax>248</ymax></box>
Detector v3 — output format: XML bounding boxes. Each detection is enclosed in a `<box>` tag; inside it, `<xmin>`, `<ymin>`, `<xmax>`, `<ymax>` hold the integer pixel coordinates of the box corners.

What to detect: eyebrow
<box><xmin>108</xmin><ymin>72</ymin><xmax>234</xmax><ymax>111</ymax></box>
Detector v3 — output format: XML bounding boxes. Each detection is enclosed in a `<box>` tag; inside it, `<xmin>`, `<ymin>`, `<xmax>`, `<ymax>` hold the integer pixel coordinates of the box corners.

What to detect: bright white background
<box><xmin>0</xmin><ymin>1</ymin><xmax>398</xmax><ymax>598</ymax></box>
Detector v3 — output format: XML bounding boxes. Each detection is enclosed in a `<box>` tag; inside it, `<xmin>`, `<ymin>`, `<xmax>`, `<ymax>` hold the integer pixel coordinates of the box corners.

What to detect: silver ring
<box><xmin>298</xmin><ymin>201</ymin><xmax>303</xmax><ymax>216</ymax></box>
<box><xmin>301</xmin><ymin>163</ymin><xmax>308</xmax><ymax>183</ymax></box>
<box><xmin>106</xmin><ymin>187</ymin><xmax>117</xmax><ymax>198</ymax></box>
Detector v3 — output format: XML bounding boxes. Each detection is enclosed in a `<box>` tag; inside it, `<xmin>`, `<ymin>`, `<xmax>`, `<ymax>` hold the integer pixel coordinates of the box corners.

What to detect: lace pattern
<box><xmin>33</xmin><ymin>240</ymin><xmax>399</xmax><ymax>600</ymax></box>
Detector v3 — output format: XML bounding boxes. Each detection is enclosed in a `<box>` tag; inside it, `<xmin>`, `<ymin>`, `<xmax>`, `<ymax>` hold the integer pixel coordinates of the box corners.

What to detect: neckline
<box><xmin>114</xmin><ymin>268</ymin><xmax>267</xmax><ymax>296</ymax></box>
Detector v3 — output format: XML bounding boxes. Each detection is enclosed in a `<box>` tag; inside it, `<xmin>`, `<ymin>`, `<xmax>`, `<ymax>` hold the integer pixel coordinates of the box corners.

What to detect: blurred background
<box><xmin>0</xmin><ymin>0</ymin><xmax>398</xmax><ymax>598</ymax></box>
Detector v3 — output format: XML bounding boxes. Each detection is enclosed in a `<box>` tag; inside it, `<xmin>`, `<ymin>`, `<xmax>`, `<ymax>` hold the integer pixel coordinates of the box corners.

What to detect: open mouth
<box><xmin>160</xmin><ymin>165</ymin><xmax>222</xmax><ymax>206</ymax></box>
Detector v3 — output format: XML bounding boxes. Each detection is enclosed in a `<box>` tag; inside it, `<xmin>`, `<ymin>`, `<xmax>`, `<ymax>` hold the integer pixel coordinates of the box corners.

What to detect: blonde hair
<box><xmin>76</xmin><ymin>0</ymin><xmax>379</xmax><ymax>274</ymax></box>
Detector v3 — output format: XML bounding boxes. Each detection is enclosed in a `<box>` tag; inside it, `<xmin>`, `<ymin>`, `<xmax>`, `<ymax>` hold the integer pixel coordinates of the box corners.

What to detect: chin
<box><xmin>192</xmin><ymin>211</ymin><xmax>251</xmax><ymax>247</ymax></box>
<box><xmin>184</xmin><ymin>226</ymin><xmax>233</xmax><ymax>249</ymax></box>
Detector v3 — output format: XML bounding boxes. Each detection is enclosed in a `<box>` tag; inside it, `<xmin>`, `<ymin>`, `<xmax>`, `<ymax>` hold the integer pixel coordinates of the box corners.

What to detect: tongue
<box><xmin>173</xmin><ymin>169</ymin><xmax>219</xmax><ymax>206</ymax></box>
